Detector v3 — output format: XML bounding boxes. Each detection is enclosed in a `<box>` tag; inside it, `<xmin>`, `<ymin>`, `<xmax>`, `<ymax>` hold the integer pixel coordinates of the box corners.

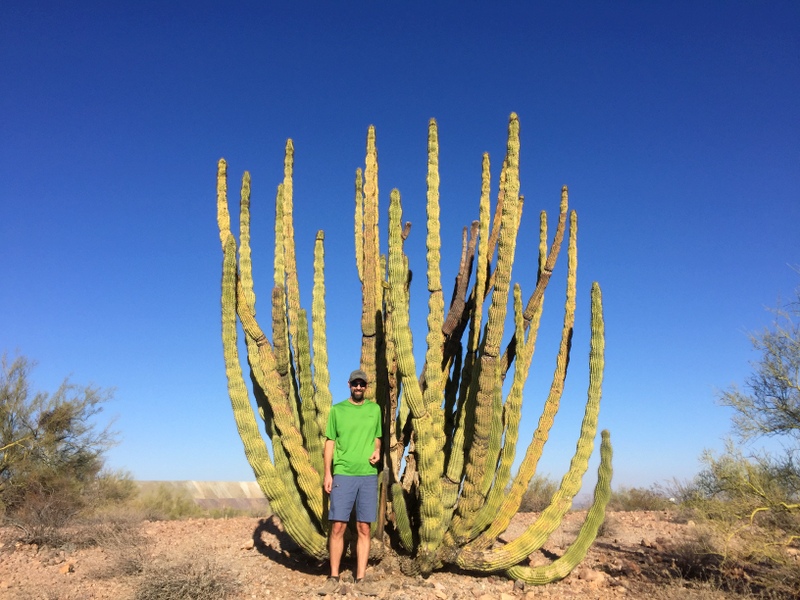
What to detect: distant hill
<box><xmin>136</xmin><ymin>481</ymin><xmax>270</xmax><ymax>512</ymax></box>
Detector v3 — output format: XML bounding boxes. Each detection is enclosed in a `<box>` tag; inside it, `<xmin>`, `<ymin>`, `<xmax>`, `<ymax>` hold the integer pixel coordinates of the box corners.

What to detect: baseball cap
<box><xmin>348</xmin><ymin>369</ymin><xmax>368</xmax><ymax>383</ymax></box>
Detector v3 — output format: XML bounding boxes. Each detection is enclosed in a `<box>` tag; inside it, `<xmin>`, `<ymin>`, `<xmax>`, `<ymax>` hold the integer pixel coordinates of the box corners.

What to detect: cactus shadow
<box><xmin>252</xmin><ymin>516</ymin><xmax>328</xmax><ymax>575</ymax></box>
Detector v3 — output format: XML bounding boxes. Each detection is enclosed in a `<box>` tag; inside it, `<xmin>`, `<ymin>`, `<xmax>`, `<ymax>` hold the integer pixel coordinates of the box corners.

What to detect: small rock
<box><xmin>241</xmin><ymin>539</ymin><xmax>255</xmax><ymax>550</ymax></box>
<box><xmin>434</xmin><ymin>591</ymin><xmax>448</xmax><ymax>600</ymax></box>
<box><xmin>514</xmin><ymin>579</ymin><xmax>526</xmax><ymax>591</ymax></box>
<box><xmin>620</xmin><ymin>559</ymin><xmax>641</xmax><ymax>576</ymax></box>
<box><xmin>59</xmin><ymin>562</ymin><xmax>75</xmax><ymax>575</ymax></box>
<box><xmin>499</xmin><ymin>593</ymin><xmax>516</xmax><ymax>600</ymax></box>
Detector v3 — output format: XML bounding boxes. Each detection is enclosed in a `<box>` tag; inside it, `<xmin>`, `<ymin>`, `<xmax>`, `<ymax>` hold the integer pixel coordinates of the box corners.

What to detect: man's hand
<box><xmin>368</xmin><ymin>449</ymin><xmax>380</xmax><ymax>466</ymax></box>
<box><xmin>323</xmin><ymin>439</ymin><xmax>334</xmax><ymax>493</ymax></box>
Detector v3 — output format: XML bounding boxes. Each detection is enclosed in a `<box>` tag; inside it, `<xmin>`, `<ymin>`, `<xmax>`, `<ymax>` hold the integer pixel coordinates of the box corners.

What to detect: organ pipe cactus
<box><xmin>216</xmin><ymin>113</ymin><xmax>613</xmax><ymax>583</ymax></box>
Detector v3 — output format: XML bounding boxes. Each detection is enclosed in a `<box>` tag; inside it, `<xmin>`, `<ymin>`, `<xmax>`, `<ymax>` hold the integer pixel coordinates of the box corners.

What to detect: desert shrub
<box><xmin>5</xmin><ymin>474</ymin><xmax>80</xmax><ymax>546</ymax></box>
<box><xmin>518</xmin><ymin>475</ymin><xmax>558</xmax><ymax>512</ymax></box>
<box><xmin>0</xmin><ymin>353</ymin><xmax>117</xmax><ymax>544</ymax></box>
<box><xmin>83</xmin><ymin>518</ymin><xmax>151</xmax><ymax>577</ymax></box>
<box><xmin>134</xmin><ymin>483</ymin><xmax>204</xmax><ymax>520</ymax></box>
<box><xmin>669</xmin><ymin>450</ymin><xmax>800</xmax><ymax>599</ymax></box>
<box><xmin>704</xmin><ymin>285</ymin><xmax>800</xmax><ymax>541</ymax></box>
<box><xmin>86</xmin><ymin>469</ymin><xmax>139</xmax><ymax>507</ymax></box>
<box><xmin>608</xmin><ymin>485</ymin><xmax>674</xmax><ymax>512</ymax></box>
<box><xmin>133</xmin><ymin>557</ymin><xmax>239</xmax><ymax>600</ymax></box>
<box><xmin>595</xmin><ymin>513</ymin><xmax>618</xmax><ymax>538</ymax></box>
<box><xmin>691</xmin><ymin>447</ymin><xmax>799</xmax><ymax>546</ymax></box>
<box><xmin>670</xmin><ymin>527</ymin><xmax>800</xmax><ymax>599</ymax></box>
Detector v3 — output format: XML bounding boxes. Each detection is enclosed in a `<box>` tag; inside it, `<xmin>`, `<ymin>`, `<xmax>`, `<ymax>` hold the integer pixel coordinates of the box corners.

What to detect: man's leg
<box><xmin>328</xmin><ymin>475</ymin><xmax>358</xmax><ymax>578</ymax></box>
<box><xmin>355</xmin><ymin>521</ymin><xmax>370</xmax><ymax>580</ymax></box>
<box><xmin>329</xmin><ymin>521</ymin><xmax>347</xmax><ymax>577</ymax></box>
<box><xmin>352</xmin><ymin>475</ymin><xmax>378</xmax><ymax>581</ymax></box>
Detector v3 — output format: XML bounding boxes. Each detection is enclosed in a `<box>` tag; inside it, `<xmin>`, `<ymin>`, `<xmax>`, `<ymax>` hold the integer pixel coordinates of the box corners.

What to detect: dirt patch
<box><xmin>0</xmin><ymin>511</ymin><xmax>734</xmax><ymax>599</ymax></box>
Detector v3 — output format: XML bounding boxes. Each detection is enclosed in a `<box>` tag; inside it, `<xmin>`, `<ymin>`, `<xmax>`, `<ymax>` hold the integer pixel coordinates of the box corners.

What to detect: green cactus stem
<box><xmin>507</xmin><ymin>429</ymin><xmax>613</xmax><ymax>584</ymax></box>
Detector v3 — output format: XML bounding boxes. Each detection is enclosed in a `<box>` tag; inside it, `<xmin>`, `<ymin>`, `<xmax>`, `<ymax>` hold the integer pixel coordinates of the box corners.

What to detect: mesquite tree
<box><xmin>216</xmin><ymin>113</ymin><xmax>612</xmax><ymax>583</ymax></box>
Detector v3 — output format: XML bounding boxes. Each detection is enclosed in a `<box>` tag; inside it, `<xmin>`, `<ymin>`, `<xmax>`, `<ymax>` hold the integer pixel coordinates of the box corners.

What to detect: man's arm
<box><xmin>323</xmin><ymin>438</ymin><xmax>335</xmax><ymax>493</ymax></box>
<box><xmin>368</xmin><ymin>437</ymin><xmax>381</xmax><ymax>466</ymax></box>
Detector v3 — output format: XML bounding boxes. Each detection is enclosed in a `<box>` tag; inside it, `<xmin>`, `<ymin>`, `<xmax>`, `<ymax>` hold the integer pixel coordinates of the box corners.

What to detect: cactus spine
<box><xmin>216</xmin><ymin>113</ymin><xmax>612</xmax><ymax>581</ymax></box>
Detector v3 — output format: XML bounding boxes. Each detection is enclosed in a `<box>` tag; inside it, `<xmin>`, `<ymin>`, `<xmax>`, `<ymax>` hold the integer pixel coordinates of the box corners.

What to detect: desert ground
<box><xmin>0</xmin><ymin>509</ymin><xmax>746</xmax><ymax>600</ymax></box>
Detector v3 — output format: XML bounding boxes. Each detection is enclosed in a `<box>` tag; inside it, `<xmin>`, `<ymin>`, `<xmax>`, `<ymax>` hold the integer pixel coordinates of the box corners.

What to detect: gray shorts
<box><xmin>329</xmin><ymin>474</ymin><xmax>378</xmax><ymax>523</ymax></box>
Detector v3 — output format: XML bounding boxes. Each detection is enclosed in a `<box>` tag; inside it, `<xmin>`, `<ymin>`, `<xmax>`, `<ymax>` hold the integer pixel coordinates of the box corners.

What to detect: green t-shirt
<box><xmin>325</xmin><ymin>399</ymin><xmax>382</xmax><ymax>476</ymax></box>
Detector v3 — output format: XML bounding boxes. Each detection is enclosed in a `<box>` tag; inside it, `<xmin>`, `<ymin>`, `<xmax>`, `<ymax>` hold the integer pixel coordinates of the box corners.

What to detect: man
<box><xmin>318</xmin><ymin>369</ymin><xmax>382</xmax><ymax>596</ymax></box>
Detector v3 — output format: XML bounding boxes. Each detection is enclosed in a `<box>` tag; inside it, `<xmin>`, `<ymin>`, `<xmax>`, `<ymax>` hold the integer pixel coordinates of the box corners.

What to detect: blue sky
<box><xmin>2</xmin><ymin>2</ymin><xmax>798</xmax><ymax>489</ymax></box>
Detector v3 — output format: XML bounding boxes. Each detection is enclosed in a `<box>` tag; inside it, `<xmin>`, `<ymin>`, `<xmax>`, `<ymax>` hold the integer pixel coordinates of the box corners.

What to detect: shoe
<box><xmin>317</xmin><ymin>576</ymin><xmax>341</xmax><ymax>595</ymax></box>
<box><xmin>353</xmin><ymin>579</ymin><xmax>379</xmax><ymax>596</ymax></box>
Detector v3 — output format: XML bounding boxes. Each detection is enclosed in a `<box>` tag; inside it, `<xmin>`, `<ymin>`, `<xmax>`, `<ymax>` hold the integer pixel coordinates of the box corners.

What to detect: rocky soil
<box><xmin>0</xmin><ymin>510</ymin><xmax>735</xmax><ymax>600</ymax></box>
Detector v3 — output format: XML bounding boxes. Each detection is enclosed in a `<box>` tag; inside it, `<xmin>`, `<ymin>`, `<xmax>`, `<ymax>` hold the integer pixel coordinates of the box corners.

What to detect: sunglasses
<box><xmin>350</xmin><ymin>380</ymin><xmax>367</xmax><ymax>388</ymax></box>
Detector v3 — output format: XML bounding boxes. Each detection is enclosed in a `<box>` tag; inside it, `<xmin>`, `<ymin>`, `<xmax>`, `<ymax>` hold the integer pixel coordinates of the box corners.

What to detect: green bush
<box><xmin>690</xmin><ymin>447</ymin><xmax>799</xmax><ymax>545</ymax></box>
<box><xmin>133</xmin><ymin>483</ymin><xmax>204</xmax><ymax>520</ymax></box>
<box><xmin>608</xmin><ymin>485</ymin><xmax>674</xmax><ymax>512</ymax></box>
<box><xmin>0</xmin><ymin>353</ymin><xmax>117</xmax><ymax>544</ymax></box>
<box><xmin>518</xmin><ymin>475</ymin><xmax>558</xmax><ymax>512</ymax></box>
<box><xmin>668</xmin><ymin>448</ymin><xmax>800</xmax><ymax>599</ymax></box>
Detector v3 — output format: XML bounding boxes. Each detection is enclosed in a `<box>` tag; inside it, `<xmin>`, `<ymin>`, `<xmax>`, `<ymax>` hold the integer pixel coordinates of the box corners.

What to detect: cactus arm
<box><xmin>423</xmin><ymin>118</ymin><xmax>447</xmax><ymax>458</ymax></box>
<box><xmin>391</xmin><ymin>483</ymin><xmax>416</xmax><ymax>552</ymax></box>
<box><xmin>220</xmin><ymin>232</ymin><xmax>327</xmax><ymax>558</ymax></box>
<box><xmin>485</xmin><ymin>157</ymin><xmax>507</xmax><ymax>282</ymax></box>
<box><xmin>384</xmin><ymin>292</ymin><xmax>403</xmax><ymax>482</ymax></box>
<box><xmin>458</xmin><ymin>281</ymin><xmax>605</xmax><ymax>572</ymax></box>
<box><xmin>216</xmin><ymin>159</ymin><xmax>231</xmax><ymax>246</ymax></box>
<box><xmin>249</xmin><ymin>367</ymin><xmax>309</xmax><ymax>529</ymax></box>
<box><xmin>501</xmin><ymin>186</ymin><xmax>569</xmax><ymax>378</ymax></box>
<box><xmin>442</xmin><ymin>223</ymin><xmax>478</xmax><ymax>345</ymax></box>
<box><xmin>281</xmin><ymin>141</ymin><xmax>303</xmax><ymax>361</ymax></box>
<box><xmin>388</xmin><ymin>188</ymin><xmax>445</xmax><ymax>572</ymax></box>
<box><xmin>468</xmin><ymin>210</ymin><xmax>578</xmax><ymax>550</ymax></box>
<box><xmin>441</xmin><ymin>154</ymin><xmax>492</xmax><ymax>523</ymax></box>
<box><xmin>235</xmin><ymin>280</ymin><xmax>324</xmax><ymax>523</ymax></box>
<box><xmin>244</xmin><ymin>299</ymin><xmax>314</xmax><ymax>531</ymax></box>
<box><xmin>217</xmin><ymin>160</ymin><xmax>299</xmax><ymax>458</ymax></box>
<box><xmin>442</xmin><ymin>345</ymin><xmax>462</xmax><ymax>461</ymax></box>
<box><xmin>360</xmin><ymin>126</ymin><xmax>381</xmax><ymax>399</ymax></box>
<box><xmin>471</xmin><ymin>282</ymin><xmax>540</xmax><ymax>535</ymax></box>
<box><xmin>312</xmin><ymin>231</ymin><xmax>333</xmax><ymax>446</ymax></box>
<box><xmin>354</xmin><ymin>169</ymin><xmax>364</xmax><ymax>282</ymax></box>
<box><xmin>296</xmin><ymin>308</ymin><xmax>323</xmax><ymax>478</ymax></box>
<box><xmin>506</xmin><ymin>430</ymin><xmax>613</xmax><ymax>584</ymax></box>
<box><xmin>472</xmin><ymin>211</ymin><xmax>552</xmax><ymax>537</ymax></box>
<box><xmin>238</xmin><ymin>171</ymin><xmax>257</xmax><ymax>313</ymax></box>
<box><xmin>537</xmin><ymin>210</ymin><xmax>548</xmax><ymax>278</ymax></box>
<box><xmin>450</xmin><ymin>113</ymin><xmax>521</xmax><ymax>542</ymax></box>
<box><xmin>472</xmin><ymin>153</ymin><xmax>492</xmax><ymax>343</ymax></box>
<box><xmin>274</xmin><ymin>184</ymin><xmax>285</xmax><ymax>287</ymax></box>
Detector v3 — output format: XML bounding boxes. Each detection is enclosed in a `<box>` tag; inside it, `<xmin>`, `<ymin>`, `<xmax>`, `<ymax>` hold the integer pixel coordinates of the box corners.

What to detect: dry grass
<box><xmin>132</xmin><ymin>555</ymin><xmax>240</xmax><ymax>600</ymax></box>
<box><xmin>657</xmin><ymin>522</ymin><xmax>800</xmax><ymax>600</ymax></box>
<box><xmin>82</xmin><ymin>518</ymin><xmax>151</xmax><ymax>578</ymax></box>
